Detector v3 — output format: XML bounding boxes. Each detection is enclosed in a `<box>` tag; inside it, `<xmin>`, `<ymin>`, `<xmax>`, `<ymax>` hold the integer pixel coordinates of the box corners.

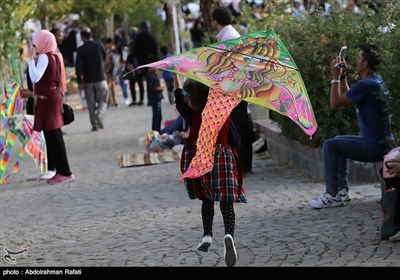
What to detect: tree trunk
<box><xmin>163</xmin><ymin>2</ymin><xmax>175</xmax><ymax>55</ymax></box>
<box><xmin>200</xmin><ymin>0</ymin><xmax>219</xmax><ymax>44</ymax></box>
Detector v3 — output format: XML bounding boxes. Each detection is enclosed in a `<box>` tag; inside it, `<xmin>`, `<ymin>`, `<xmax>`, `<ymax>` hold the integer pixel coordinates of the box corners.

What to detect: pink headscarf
<box><xmin>33</xmin><ymin>29</ymin><xmax>67</xmax><ymax>93</ymax></box>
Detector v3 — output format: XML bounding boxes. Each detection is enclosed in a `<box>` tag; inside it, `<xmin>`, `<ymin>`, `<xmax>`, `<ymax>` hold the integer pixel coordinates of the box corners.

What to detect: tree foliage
<box><xmin>0</xmin><ymin>0</ymin><xmax>167</xmax><ymax>93</ymax></box>
<box><xmin>0</xmin><ymin>0</ymin><xmax>37</xmax><ymax>85</ymax></box>
<box><xmin>240</xmin><ymin>0</ymin><xmax>400</xmax><ymax>147</ymax></box>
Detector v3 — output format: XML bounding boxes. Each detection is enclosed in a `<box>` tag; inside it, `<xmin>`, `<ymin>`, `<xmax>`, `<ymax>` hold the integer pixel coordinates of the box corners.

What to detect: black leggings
<box><xmin>43</xmin><ymin>128</ymin><xmax>72</xmax><ymax>176</ymax></box>
<box><xmin>201</xmin><ymin>200</ymin><xmax>235</xmax><ymax>237</ymax></box>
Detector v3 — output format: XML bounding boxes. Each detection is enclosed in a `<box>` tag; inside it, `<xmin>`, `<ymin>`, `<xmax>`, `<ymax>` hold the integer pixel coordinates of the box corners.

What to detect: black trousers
<box><xmin>43</xmin><ymin>129</ymin><xmax>72</xmax><ymax>176</ymax></box>
<box><xmin>129</xmin><ymin>74</ymin><xmax>145</xmax><ymax>102</ymax></box>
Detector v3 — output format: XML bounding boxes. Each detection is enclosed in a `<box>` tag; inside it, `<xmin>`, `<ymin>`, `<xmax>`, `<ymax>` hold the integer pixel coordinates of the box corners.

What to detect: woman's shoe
<box><xmin>47</xmin><ymin>174</ymin><xmax>75</xmax><ymax>185</ymax></box>
<box><xmin>197</xmin><ymin>235</ymin><xmax>212</xmax><ymax>252</ymax></box>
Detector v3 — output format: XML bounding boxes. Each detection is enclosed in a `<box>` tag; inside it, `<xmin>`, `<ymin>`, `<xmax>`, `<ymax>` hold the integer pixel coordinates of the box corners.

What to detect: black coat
<box><xmin>230</xmin><ymin>101</ymin><xmax>255</xmax><ymax>173</ymax></box>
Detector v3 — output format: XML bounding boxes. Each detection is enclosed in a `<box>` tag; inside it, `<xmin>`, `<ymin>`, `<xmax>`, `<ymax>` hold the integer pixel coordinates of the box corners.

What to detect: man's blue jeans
<box><xmin>323</xmin><ymin>135</ymin><xmax>388</xmax><ymax>194</ymax></box>
<box><xmin>118</xmin><ymin>73</ymin><xmax>129</xmax><ymax>99</ymax></box>
<box><xmin>151</xmin><ymin>100</ymin><xmax>162</xmax><ymax>132</ymax></box>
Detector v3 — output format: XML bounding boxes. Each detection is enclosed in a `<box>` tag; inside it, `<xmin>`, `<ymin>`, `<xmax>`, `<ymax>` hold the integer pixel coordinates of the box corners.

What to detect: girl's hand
<box><xmin>20</xmin><ymin>89</ymin><xmax>34</xmax><ymax>98</ymax></box>
<box><xmin>173</xmin><ymin>73</ymin><xmax>182</xmax><ymax>89</ymax></box>
<box><xmin>28</xmin><ymin>45</ymin><xmax>36</xmax><ymax>60</ymax></box>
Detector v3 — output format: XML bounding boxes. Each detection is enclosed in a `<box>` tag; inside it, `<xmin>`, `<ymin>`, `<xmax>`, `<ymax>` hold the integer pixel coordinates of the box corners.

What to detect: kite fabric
<box><xmin>134</xmin><ymin>29</ymin><xmax>317</xmax><ymax>179</ymax></box>
<box><xmin>0</xmin><ymin>82</ymin><xmax>47</xmax><ymax>184</ymax></box>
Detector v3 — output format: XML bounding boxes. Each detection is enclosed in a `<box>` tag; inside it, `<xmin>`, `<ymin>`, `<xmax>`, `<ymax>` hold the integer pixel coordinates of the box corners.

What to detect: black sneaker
<box><xmin>223</xmin><ymin>234</ymin><xmax>237</xmax><ymax>267</ymax></box>
<box><xmin>197</xmin><ymin>235</ymin><xmax>212</xmax><ymax>252</ymax></box>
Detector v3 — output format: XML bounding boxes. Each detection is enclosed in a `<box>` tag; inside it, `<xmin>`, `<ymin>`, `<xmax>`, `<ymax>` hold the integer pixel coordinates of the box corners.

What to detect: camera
<box><xmin>335</xmin><ymin>46</ymin><xmax>347</xmax><ymax>68</ymax></box>
<box><xmin>334</xmin><ymin>62</ymin><xmax>347</xmax><ymax>68</ymax></box>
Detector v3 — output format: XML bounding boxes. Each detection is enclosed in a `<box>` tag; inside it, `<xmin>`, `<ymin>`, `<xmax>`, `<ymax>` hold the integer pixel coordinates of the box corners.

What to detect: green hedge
<box><xmin>241</xmin><ymin>1</ymin><xmax>400</xmax><ymax>148</ymax></box>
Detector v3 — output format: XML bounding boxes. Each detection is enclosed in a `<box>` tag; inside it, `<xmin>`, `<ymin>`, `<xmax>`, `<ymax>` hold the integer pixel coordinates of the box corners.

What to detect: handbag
<box><xmin>62</xmin><ymin>103</ymin><xmax>74</xmax><ymax>125</ymax></box>
<box><xmin>53</xmin><ymin>55</ymin><xmax>75</xmax><ymax>125</ymax></box>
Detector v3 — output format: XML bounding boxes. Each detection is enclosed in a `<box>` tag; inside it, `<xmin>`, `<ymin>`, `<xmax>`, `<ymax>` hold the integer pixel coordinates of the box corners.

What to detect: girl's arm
<box><xmin>28</xmin><ymin>53</ymin><xmax>48</xmax><ymax>83</ymax></box>
<box><xmin>174</xmin><ymin>73</ymin><xmax>182</xmax><ymax>89</ymax></box>
<box><xmin>173</xmin><ymin>74</ymin><xmax>191</xmax><ymax>121</ymax></box>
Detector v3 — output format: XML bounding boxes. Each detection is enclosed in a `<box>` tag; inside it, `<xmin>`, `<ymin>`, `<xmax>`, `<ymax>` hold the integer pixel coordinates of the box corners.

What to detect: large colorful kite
<box><xmin>0</xmin><ymin>82</ymin><xmax>47</xmax><ymax>184</ymax></box>
<box><xmin>135</xmin><ymin>29</ymin><xmax>317</xmax><ymax>179</ymax></box>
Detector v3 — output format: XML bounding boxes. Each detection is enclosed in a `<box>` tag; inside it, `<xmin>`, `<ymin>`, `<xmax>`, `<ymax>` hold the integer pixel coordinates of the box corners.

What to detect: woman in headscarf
<box><xmin>20</xmin><ymin>29</ymin><xmax>75</xmax><ymax>184</ymax></box>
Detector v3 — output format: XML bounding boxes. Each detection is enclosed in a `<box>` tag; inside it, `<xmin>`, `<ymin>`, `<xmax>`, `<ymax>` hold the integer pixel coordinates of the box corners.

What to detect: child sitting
<box><xmin>139</xmin><ymin>130</ymin><xmax>186</xmax><ymax>153</ymax></box>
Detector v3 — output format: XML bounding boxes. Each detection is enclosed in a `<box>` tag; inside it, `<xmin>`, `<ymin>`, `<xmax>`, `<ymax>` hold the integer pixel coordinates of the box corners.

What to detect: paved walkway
<box><xmin>1</xmin><ymin>92</ymin><xmax>399</xmax><ymax>267</ymax></box>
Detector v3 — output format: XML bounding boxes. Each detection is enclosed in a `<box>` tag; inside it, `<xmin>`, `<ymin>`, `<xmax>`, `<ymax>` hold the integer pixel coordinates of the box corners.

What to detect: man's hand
<box><xmin>330</xmin><ymin>57</ymin><xmax>342</xmax><ymax>79</ymax></box>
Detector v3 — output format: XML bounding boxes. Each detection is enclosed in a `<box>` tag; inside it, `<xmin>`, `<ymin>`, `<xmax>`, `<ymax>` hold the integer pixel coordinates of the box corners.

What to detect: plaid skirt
<box><xmin>181</xmin><ymin>144</ymin><xmax>247</xmax><ymax>203</ymax></box>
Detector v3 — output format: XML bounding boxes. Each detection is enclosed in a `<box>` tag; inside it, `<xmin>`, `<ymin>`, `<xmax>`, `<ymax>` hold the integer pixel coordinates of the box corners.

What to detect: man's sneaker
<box><xmin>339</xmin><ymin>188</ymin><xmax>351</xmax><ymax>202</ymax></box>
<box><xmin>223</xmin><ymin>234</ymin><xmax>237</xmax><ymax>267</ymax></box>
<box><xmin>97</xmin><ymin>118</ymin><xmax>104</xmax><ymax>129</ymax></box>
<box><xmin>197</xmin><ymin>235</ymin><xmax>212</xmax><ymax>252</ymax></box>
<box><xmin>389</xmin><ymin>231</ymin><xmax>400</xmax><ymax>242</ymax></box>
<box><xmin>47</xmin><ymin>174</ymin><xmax>75</xmax><ymax>185</ymax></box>
<box><xmin>40</xmin><ymin>170</ymin><xmax>56</xmax><ymax>180</ymax></box>
<box><xmin>308</xmin><ymin>192</ymin><xmax>344</xmax><ymax>209</ymax></box>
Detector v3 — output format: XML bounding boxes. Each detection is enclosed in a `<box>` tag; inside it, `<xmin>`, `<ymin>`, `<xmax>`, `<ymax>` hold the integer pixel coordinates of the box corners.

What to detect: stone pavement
<box><xmin>1</xmin><ymin>93</ymin><xmax>400</xmax><ymax>268</ymax></box>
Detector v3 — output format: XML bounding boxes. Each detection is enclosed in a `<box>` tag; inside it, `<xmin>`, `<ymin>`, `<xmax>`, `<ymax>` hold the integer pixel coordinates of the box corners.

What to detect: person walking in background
<box><xmin>50</xmin><ymin>28</ymin><xmax>65</xmax><ymax>55</ymax></box>
<box><xmin>125</xmin><ymin>26</ymin><xmax>143</xmax><ymax>106</ymax></box>
<box><xmin>104</xmin><ymin>38</ymin><xmax>120</xmax><ymax>107</ymax></box>
<box><xmin>118</xmin><ymin>46</ymin><xmax>130</xmax><ymax>105</ymax></box>
<box><xmin>133</xmin><ymin>20</ymin><xmax>158</xmax><ymax>106</ymax></box>
<box><xmin>114</xmin><ymin>28</ymin><xmax>130</xmax><ymax>105</ymax></box>
<box><xmin>308</xmin><ymin>43</ymin><xmax>394</xmax><ymax>209</ymax></box>
<box><xmin>173</xmin><ymin>73</ymin><xmax>246</xmax><ymax>267</ymax></box>
<box><xmin>20</xmin><ymin>29</ymin><xmax>75</xmax><ymax>185</ymax></box>
<box><xmin>160</xmin><ymin>45</ymin><xmax>174</xmax><ymax>104</ymax></box>
<box><xmin>212</xmin><ymin>6</ymin><xmax>255</xmax><ymax>174</ymax></box>
<box><xmin>190</xmin><ymin>20</ymin><xmax>205</xmax><ymax>48</ymax></box>
<box><xmin>59</xmin><ymin>20</ymin><xmax>78</xmax><ymax>67</ymax></box>
<box><xmin>146</xmin><ymin>55</ymin><xmax>164</xmax><ymax>132</ymax></box>
<box><xmin>75</xmin><ymin>27</ymin><xmax>109</xmax><ymax>131</ymax></box>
